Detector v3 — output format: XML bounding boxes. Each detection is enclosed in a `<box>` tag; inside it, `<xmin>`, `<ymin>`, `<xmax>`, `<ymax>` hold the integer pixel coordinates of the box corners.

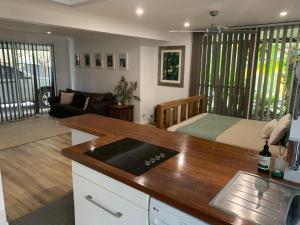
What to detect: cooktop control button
<box><xmin>160</xmin><ymin>153</ymin><xmax>165</xmax><ymax>158</ymax></box>
<box><xmin>155</xmin><ymin>156</ymin><xmax>161</xmax><ymax>160</ymax></box>
<box><xmin>145</xmin><ymin>161</ymin><xmax>151</xmax><ymax>166</ymax></box>
<box><xmin>150</xmin><ymin>158</ymin><xmax>156</xmax><ymax>163</ymax></box>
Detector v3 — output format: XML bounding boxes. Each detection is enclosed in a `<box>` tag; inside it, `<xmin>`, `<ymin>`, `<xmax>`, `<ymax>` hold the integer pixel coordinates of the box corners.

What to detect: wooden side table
<box><xmin>108</xmin><ymin>105</ymin><xmax>134</xmax><ymax>122</ymax></box>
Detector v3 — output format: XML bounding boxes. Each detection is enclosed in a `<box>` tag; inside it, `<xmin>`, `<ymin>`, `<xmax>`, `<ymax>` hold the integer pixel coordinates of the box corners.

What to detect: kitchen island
<box><xmin>0</xmin><ymin>171</ymin><xmax>8</xmax><ymax>225</ymax></box>
<box><xmin>60</xmin><ymin>114</ymin><xmax>278</xmax><ymax>225</ymax></box>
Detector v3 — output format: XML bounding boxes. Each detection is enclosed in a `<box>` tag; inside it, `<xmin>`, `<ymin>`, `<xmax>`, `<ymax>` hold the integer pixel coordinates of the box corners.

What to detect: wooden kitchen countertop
<box><xmin>60</xmin><ymin>114</ymin><xmax>283</xmax><ymax>225</ymax></box>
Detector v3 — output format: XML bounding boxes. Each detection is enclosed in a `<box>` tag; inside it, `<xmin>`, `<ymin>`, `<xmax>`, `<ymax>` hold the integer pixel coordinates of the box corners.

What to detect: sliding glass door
<box><xmin>190</xmin><ymin>24</ymin><xmax>300</xmax><ymax>121</ymax></box>
<box><xmin>0</xmin><ymin>41</ymin><xmax>56</xmax><ymax>122</ymax></box>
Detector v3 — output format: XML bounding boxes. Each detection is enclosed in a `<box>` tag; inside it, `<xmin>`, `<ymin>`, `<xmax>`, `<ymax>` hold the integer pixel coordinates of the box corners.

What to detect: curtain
<box><xmin>189</xmin><ymin>24</ymin><xmax>300</xmax><ymax>121</ymax></box>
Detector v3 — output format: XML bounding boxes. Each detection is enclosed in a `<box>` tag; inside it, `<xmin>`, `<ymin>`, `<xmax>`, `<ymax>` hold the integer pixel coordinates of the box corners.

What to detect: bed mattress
<box><xmin>167</xmin><ymin>113</ymin><xmax>281</xmax><ymax>155</ymax></box>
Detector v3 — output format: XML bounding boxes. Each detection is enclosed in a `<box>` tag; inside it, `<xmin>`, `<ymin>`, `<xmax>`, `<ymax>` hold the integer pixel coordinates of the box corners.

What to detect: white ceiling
<box><xmin>20</xmin><ymin>0</ymin><xmax>300</xmax><ymax>31</ymax></box>
<box><xmin>50</xmin><ymin>0</ymin><xmax>107</xmax><ymax>7</ymax></box>
<box><xmin>0</xmin><ymin>19</ymin><xmax>102</xmax><ymax>38</ymax></box>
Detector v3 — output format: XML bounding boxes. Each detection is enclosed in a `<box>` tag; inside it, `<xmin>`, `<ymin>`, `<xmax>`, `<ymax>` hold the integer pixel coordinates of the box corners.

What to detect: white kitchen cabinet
<box><xmin>0</xmin><ymin>172</ymin><xmax>8</xmax><ymax>225</ymax></box>
<box><xmin>72</xmin><ymin>161</ymin><xmax>149</xmax><ymax>209</ymax></box>
<box><xmin>71</xmin><ymin>129</ymin><xmax>98</xmax><ymax>146</ymax></box>
<box><xmin>72</xmin><ymin>162</ymin><xmax>149</xmax><ymax>225</ymax></box>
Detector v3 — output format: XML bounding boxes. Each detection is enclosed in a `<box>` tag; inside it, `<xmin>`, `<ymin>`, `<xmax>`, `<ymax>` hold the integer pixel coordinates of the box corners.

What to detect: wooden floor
<box><xmin>0</xmin><ymin>133</ymin><xmax>72</xmax><ymax>222</ymax></box>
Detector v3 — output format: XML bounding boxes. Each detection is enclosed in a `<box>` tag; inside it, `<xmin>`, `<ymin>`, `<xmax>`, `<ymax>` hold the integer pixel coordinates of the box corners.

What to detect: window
<box><xmin>190</xmin><ymin>24</ymin><xmax>300</xmax><ymax>121</ymax></box>
<box><xmin>0</xmin><ymin>41</ymin><xmax>56</xmax><ymax>122</ymax></box>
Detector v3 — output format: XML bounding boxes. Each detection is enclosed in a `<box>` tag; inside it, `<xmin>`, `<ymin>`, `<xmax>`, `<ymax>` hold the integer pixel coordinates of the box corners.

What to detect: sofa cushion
<box><xmin>48</xmin><ymin>96</ymin><xmax>60</xmax><ymax>106</ymax></box>
<box><xmin>87</xmin><ymin>97</ymin><xmax>110</xmax><ymax>115</ymax></box>
<box><xmin>60</xmin><ymin>92</ymin><xmax>74</xmax><ymax>105</ymax></box>
<box><xmin>71</xmin><ymin>93</ymin><xmax>87</xmax><ymax>108</ymax></box>
<box><xmin>83</xmin><ymin>97</ymin><xmax>90</xmax><ymax>110</ymax></box>
<box><xmin>49</xmin><ymin>103</ymin><xmax>87</xmax><ymax>118</ymax></box>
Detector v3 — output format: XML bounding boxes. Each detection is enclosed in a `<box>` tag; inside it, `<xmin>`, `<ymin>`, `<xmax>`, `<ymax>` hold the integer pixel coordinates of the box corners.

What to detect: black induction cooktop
<box><xmin>84</xmin><ymin>138</ymin><xmax>178</xmax><ymax>176</ymax></box>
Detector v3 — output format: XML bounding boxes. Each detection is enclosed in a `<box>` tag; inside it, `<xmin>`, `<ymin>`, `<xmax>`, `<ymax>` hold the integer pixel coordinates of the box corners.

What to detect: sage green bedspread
<box><xmin>176</xmin><ymin>114</ymin><xmax>241</xmax><ymax>141</ymax></box>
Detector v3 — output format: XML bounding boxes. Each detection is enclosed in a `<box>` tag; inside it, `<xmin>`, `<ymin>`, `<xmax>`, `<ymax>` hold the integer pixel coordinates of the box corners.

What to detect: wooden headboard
<box><xmin>156</xmin><ymin>96</ymin><xmax>205</xmax><ymax>129</ymax></box>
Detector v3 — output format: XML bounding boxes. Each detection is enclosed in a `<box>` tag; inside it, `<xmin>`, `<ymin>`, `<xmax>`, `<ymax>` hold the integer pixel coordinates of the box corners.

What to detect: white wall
<box><xmin>72</xmin><ymin>32</ymin><xmax>192</xmax><ymax>124</ymax></box>
<box><xmin>0</xmin><ymin>29</ymin><xmax>72</xmax><ymax>91</ymax></box>
<box><xmin>0</xmin><ymin>29</ymin><xmax>192</xmax><ymax>124</ymax></box>
<box><xmin>139</xmin><ymin>33</ymin><xmax>192</xmax><ymax>124</ymax></box>
<box><xmin>73</xmin><ymin>34</ymin><xmax>141</xmax><ymax>122</ymax></box>
<box><xmin>140</xmin><ymin>45</ymin><xmax>157</xmax><ymax>123</ymax></box>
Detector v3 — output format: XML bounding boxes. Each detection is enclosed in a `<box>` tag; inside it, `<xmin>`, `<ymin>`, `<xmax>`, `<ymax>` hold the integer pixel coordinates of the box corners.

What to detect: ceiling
<box><xmin>19</xmin><ymin>0</ymin><xmax>300</xmax><ymax>31</ymax></box>
<box><xmin>0</xmin><ymin>19</ymin><xmax>111</xmax><ymax>38</ymax></box>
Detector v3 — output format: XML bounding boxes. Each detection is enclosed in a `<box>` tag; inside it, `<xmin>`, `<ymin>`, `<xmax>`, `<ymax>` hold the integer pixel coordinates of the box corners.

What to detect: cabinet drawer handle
<box><xmin>85</xmin><ymin>195</ymin><xmax>123</xmax><ymax>218</ymax></box>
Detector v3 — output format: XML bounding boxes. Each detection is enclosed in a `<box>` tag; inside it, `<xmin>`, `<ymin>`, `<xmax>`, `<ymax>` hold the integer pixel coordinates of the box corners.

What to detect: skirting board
<box><xmin>284</xmin><ymin>168</ymin><xmax>300</xmax><ymax>184</ymax></box>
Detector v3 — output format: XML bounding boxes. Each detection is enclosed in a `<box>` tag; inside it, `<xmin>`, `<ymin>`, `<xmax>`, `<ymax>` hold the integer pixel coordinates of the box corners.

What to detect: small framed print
<box><xmin>119</xmin><ymin>53</ymin><xmax>128</xmax><ymax>70</ymax></box>
<box><xmin>95</xmin><ymin>53</ymin><xmax>103</xmax><ymax>68</ymax></box>
<box><xmin>106</xmin><ymin>53</ymin><xmax>115</xmax><ymax>69</ymax></box>
<box><xmin>75</xmin><ymin>53</ymin><xmax>81</xmax><ymax>67</ymax></box>
<box><xmin>84</xmin><ymin>53</ymin><xmax>91</xmax><ymax>68</ymax></box>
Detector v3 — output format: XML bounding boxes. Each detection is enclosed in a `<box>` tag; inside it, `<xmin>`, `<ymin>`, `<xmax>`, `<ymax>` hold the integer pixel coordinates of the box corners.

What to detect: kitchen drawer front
<box><xmin>73</xmin><ymin>173</ymin><xmax>148</xmax><ymax>225</ymax></box>
<box><xmin>72</xmin><ymin>161</ymin><xmax>149</xmax><ymax>209</ymax></box>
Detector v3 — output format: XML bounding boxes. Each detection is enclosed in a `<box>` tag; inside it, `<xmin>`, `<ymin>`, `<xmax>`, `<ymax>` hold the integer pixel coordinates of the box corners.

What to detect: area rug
<box><xmin>0</xmin><ymin>116</ymin><xmax>70</xmax><ymax>151</ymax></box>
<box><xmin>11</xmin><ymin>193</ymin><xmax>74</xmax><ymax>225</ymax></box>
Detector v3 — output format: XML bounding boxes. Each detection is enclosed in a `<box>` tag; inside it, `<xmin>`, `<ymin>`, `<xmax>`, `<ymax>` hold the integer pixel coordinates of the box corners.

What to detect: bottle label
<box><xmin>258</xmin><ymin>156</ymin><xmax>271</xmax><ymax>170</ymax></box>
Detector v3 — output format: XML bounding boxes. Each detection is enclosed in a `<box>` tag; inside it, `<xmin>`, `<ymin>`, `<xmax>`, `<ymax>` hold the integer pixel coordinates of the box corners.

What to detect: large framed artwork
<box><xmin>158</xmin><ymin>46</ymin><xmax>185</xmax><ymax>87</ymax></box>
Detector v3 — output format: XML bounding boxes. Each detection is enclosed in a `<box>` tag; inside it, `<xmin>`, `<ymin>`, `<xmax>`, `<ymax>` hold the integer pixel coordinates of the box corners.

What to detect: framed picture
<box><xmin>106</xmin><ymin>53</ymin><xmax>115</xmax><ymax>69</ymax></box>
<box><xmin>158</xmin><ymin>46</ymin><xmax>185</xmax><ymax>87</ymax></box>
<box><xmin>84</xmin><ymin>53</ymin><xmax>91</xmax><ymax>68</ymax></box>
<box><xmin>95</xmin><ymin>53</ymin><xmax>103</xmax><ymax>68</ymax></box>
<box><xmin>119</xmin><ymin>53</ymin><xmax>128</xmax><ymax>70</ymax></box>
<box><xmin>75</xmin><ymin>53</ymin><xmax>81</xmax><ymax>67</ymax></box>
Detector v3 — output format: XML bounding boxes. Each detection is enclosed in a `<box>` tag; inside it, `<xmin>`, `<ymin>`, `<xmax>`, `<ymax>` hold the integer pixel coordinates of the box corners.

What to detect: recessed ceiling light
<box><xmin>136</xmin><ymin>7</ymin><xmax>144</xmax><ymax>16</ymax></box>
<box><xmin>46</xmin><ymin>31</ymin><xmax>52</xmax><ymax>35</ymax></box>
<box><xmin>280</xmin><ymin>11</ymin><xmax>288</xmax><ymax>17</ymax></box>
<box><xmin>184</xmin><ymin>22</ymin><xmax>190</xmax><ymax>28</ymax></box>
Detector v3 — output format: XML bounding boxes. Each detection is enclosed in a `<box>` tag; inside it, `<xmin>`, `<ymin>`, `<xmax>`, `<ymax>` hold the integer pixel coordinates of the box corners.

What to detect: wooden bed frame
<box><xmin>156</xmin><ymin>96</ymin><xmax>205</xmax><ymax>129</ymax></box>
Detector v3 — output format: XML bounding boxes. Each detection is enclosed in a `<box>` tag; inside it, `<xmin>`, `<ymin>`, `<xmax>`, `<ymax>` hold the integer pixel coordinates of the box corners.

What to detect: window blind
<box><xmin>251</xmin><ymin>25</ymin><xmax>300</xmax><ymax>120</ymax></box>
<box><xmin>0</xmin><ymin>41</ymin><xmax>56</xmax><ymax>122</ymax></box>
<box><xmin>189</xmin><ymin>23</ymin><xmax>300</xmax><ymax>121</ymax></box>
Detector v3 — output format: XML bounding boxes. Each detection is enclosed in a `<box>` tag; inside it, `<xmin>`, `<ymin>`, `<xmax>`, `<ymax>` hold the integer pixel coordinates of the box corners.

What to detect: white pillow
<box><xmin>60</xmin><ymin>92</ymin><xmax>74</xmax><ymax>105</ymax></box>
<box><xmin>83</xmin><ymin>97</ymin><xmax>90</xmax><ymax>110</ymax></box>
<box><xmin>268</xmin><ymin>114</ymin><xmax>291</xmax><ymax>145</ymax></box>
<box><xmin>261</xmin><ymin>119</ymin><xmax>277</xmax><ymax>139</ymax></box>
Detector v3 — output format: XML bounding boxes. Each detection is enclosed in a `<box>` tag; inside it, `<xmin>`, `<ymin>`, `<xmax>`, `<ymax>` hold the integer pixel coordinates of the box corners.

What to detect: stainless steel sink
<box><xmin>210</xmin><ymin>171</ymin><xmax>300</xmax><ymax>225</ymax></box>
<box><xmin>285</xmin><ymin>195</ymin><xmax>300</xmax><ymax>225</ymax></box>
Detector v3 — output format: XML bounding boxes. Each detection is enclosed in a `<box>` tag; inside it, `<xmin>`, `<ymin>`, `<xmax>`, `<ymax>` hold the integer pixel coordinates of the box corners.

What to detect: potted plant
<box><xmin>114</xmin><ymin>76</ymin><xmax>140</xmax><ymax>105</ymax></box>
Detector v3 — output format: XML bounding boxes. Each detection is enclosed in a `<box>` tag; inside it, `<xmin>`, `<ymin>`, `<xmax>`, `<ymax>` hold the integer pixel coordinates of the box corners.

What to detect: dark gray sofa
<box><xmin>49</xmin><ymin>89</ymin><xmax>114</xmax><ymax>118</ymax></box>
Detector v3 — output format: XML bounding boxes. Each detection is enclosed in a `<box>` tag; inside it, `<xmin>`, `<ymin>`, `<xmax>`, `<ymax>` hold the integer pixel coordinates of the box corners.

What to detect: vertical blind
<box><xmin>0</xmin><ymin>41</ymin><xmax>56</xmax><ymax>122</ymax></box>
<box><xmin>253</xmin><ymin>25</ymin><xmax>300</xmax><ymax>120</ymax></box>
<box><xmin>190</xmin><ymin>24</ymin><xmax>300</xmax><ymax>121</ymax></box>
